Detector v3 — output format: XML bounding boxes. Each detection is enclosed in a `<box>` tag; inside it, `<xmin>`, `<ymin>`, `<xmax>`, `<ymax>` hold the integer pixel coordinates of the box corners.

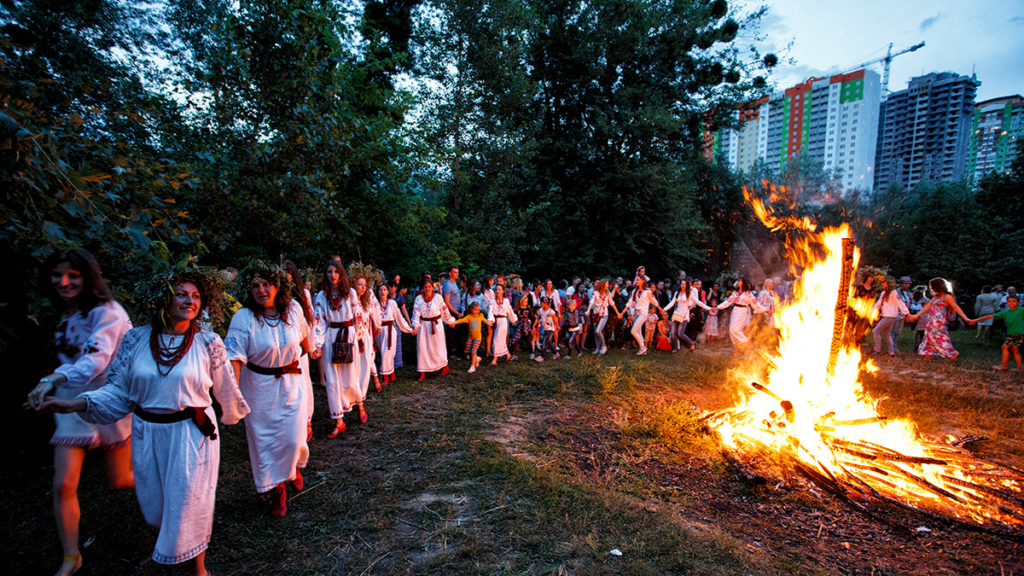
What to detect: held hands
<box><xmin>309</xmin><ymin>348</ymin><xmax>323</xmax><ymax>360</ymax></box>
<box><xmin>25</xmin><ymin>380</ymin><xmax>54</xmax><ymax>410</ymax></box>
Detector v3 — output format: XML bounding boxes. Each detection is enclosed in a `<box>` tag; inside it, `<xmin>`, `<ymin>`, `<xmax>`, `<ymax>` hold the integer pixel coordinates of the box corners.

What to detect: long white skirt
<box><xmin>356</xmin><ymin>331</ymin><xmax>374</xmax><ymax>395</ymax></box>
<box><xmin>239</xmin><ymin>369</ymin><xmax>309</xmax><ymax>493</ymax></box>
<box><xmin>377</xmin><ymin>325</ymin><xmax>399</xmax><ymax>375</ymax></box>
<box><xmin>729</xmin><ymin>306</ymin><xmax>751</xmax><ymax>345</ymax></box>
<box><xmin>299</xmin><ymin>353</ymin><xmax>313</xmax><ymax>422</ymax></box>
<box><xmin>321</xmin><ymin>326</ymin><xmax>364</xmax><ymax>418</ymax></box>
<box><xmin>416</xmin><ymin>320</ymin><xmax>448</xmax><ymax>372</ymax></box>
<box><xmin>132</xmin><ymin>408</ymin><xmax>218</xmax><ymax>564</ymax></box>
<box><xmin>491</xmin><ymin>317</ymin><xmax>511</xmax><ymax>357</ymax></box>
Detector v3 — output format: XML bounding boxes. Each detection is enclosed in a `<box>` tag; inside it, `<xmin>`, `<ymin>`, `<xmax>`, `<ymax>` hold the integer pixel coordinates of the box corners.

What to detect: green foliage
<box><xmin>415</xmin><ymin>0</ymin><xmax>770</xmax><ymax>278</ymax></box>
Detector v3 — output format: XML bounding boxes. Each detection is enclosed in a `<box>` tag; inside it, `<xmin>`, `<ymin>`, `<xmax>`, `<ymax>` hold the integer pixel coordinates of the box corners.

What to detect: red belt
<box><xmin>421</xmin><ymin>315</ymin><xmax>440</xmax><ymax>334</ymax></box>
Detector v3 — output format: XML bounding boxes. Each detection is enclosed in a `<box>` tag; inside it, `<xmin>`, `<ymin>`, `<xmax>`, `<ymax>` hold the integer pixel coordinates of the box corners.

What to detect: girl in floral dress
<box><xmin>906</xmin><ymin>278</ymin><xmax>973</xmax><ymax>362</ymax></box>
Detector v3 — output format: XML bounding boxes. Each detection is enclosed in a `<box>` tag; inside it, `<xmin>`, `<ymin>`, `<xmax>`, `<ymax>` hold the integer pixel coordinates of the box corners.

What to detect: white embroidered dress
<box><xmin>79</xmin><ymin>327</ymin><xmax>249</xmax><ymax>565</ymax></box>
<box><xmin>52</xmin><ymin>300</ymin><xmax>133</xmax><ymax>448</ymax></box>
<box><xmin>376</xmin><ymin>299</ymin><xmax>412</xmax><ymax>376</ymax></box>
<box><xmin>487</xmin><ymin>297</ymin><xmax>518</xmax><ymax>357</ymax></box>
<box><xmin>313</xmin><ymin>289</ymin><xmax>370</xmax><ymax>417</ymax></box>
<box><xmin>718</xmin><ymin>291</ymin><xmax>767</xmax><ymax>346</ymax></box>
<box><xmin>411</xmin><ymin>293</ymin><xmax>456</xmax><ymax>372</ymax></box>
<box><xmin>225</xmin><ymin>301</ymin><xmax>310</xmax><ymax>493</ymax></box>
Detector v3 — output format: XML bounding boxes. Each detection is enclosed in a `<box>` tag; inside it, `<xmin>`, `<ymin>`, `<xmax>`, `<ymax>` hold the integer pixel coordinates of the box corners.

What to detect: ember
<box><xmin>703</xmin><ymin>190</ymin><xmax>1024</xmax><ymax>537</ymax></box>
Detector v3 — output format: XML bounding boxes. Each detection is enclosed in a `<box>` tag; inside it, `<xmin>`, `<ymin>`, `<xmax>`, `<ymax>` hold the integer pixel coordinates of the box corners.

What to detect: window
<box><xmin>828</xmin><ymin>146</ymin><xmax>834</xmax><ymax>150</ymax></box>
<box><xmin>843</xmin><ymin>114</ymin><xmax>848</xmax><ymax>119</ymax></box>
<box><xmin>851</xmin><ymin>135</ymin><xmax>856</xmax><ymax>141</ymax></box>
<box><xmin>828</xmin><ymin>138</ymin><xmax>834</xmax><ymax>143</ymax></box>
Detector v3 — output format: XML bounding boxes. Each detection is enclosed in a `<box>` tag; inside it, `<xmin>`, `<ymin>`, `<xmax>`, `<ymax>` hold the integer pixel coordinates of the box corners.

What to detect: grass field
<box><xmin>3</xmin><ymin>328</ymin><xmax>1023</xmax><ymax>575</ymax></box>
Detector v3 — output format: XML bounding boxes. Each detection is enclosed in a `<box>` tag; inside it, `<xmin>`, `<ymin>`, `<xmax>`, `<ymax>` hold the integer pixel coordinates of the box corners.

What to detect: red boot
<box><xmin>269</xmin><ymin>483</ymin><xmax>287</xmax><ymax>517</ymax></box>
<box><xmin>440</xmin><ymin>365</ymin><xmax>449</xmax><ymax>377</ymax></box>
<box><xmin>417</xmin><ymin>372</ymin><xmax>425</xmax><ymax>381</ymax></box>
<box><xmin>292</xmin><ymin>468</ymin><xmax>303</xmax><ymax>491</ymax></box>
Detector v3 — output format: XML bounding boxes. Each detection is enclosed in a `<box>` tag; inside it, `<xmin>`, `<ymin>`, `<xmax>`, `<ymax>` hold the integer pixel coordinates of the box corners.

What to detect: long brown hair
<box><xmin>41</xmin><ymin>248</ymin><xmax>113</xmax><ymax>316</ymax></box>
<box><xmin>322</xmin><ymin>260</ymin><xmax>350</xmax><ymax>296</ymax></box>
<box><xmin>283</xmin><ymin>260</ymin><xmax>313</xmax><ymax>325</ymax></box>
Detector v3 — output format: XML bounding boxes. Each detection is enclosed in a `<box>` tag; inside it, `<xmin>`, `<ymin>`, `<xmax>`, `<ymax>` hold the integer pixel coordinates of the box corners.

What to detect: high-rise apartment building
<box><xmin>708</xmin><ymin>69</ymin><xmax>882</xmax><ymax>191</ymax></box>
<box><xmin>966</xmin><ymin>95</ymin><xmax>1023</xmax><ymax>182</ymax></box>
<box><xmin>873</xmin><ymin>72</ymin><xmax>980</xmax><ymax>191</ymax></box>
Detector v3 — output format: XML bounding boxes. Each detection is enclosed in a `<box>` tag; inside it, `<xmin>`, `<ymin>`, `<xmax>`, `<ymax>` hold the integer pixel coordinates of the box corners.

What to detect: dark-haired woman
<box><xmin>37</xmin><ymin>272</ymin><xmax>250</xmax><ymax>576</ymax></box>
<box><xmin>284</xmin><ymin>260</ymin><xmax>319</xmax><ymax>443</ymax></box>
<box><xmin>906</xmin><ymin>278</ymin><xmax>973</xmax><ymax>362</ymax></box>
<box><xmin>313</xmin><ymin>262</ymin><xmax>364</xmax><ymax>438</ymax></box>
<box><xmin>488</xmin><ymin>284</ymin><xmax>517</xmax><ymax>364</ymax></box>
<box><xmin>624</xmin><ymin>276</ymin><xmax>663</xmax><ymax>355</ymax></box>
<box><xmin>716</xmin><ymin>278</ymin><xmax>767</xmax><ymax>353</ymax></box>
<box><xmin>412</xmin><ymin>278</ymin><xmax>456</xmax><ymax>381</ymax></box>
<box><xmin>377</xmin><ymin>284</ymin><xmax>413</xmax><ymax>382</ymax></box>
<box><xmin>586</xmin><ymin>280</ymin><xmax>621</xmax><ymax>355</ymax></box>
<box><xmin>25</xmin><ymin>249</ymin><xmax>133</xmax><ymax>576</ymax></box>
<box><xmin>663</xmin><ymin>279</ymin><xmax>711</xmax><ymax>352</ymax></box>
<box><xmin>225</xmin><ymin>267</ymin><xmax>310</xmax><ymax>517</ymax></box>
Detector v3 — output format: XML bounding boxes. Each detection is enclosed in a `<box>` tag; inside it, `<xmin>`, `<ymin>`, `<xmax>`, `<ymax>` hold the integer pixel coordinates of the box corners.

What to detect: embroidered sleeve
<box><xmin>55</xmin><ymin>304</ymin><xmax>130</xmax><ymax>388</ymax></box>
<box><xmin>224</xmin><ymin>309</ymin><xmax>252</xmax><ymax>365</ymax></box>
<box><xmin>78</xmin><ymin>326</ymin><xmax>143</xmax><ymax>424</ymax></box>
<box><xmin>204</xmin><ymin>332</ymin><xmax>250</xmax><ymax>425</ymax></box>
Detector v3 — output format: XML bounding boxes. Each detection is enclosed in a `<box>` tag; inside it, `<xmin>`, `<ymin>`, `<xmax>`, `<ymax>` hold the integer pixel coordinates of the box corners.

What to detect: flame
<box><xmin>704</xmin><ymin>190</ymin><xmax>1024</xmax><ymax>534</ymax></box>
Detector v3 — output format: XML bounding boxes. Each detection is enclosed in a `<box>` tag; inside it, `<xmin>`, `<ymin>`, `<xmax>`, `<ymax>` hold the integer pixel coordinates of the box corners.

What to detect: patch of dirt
<box><xmin>490</xmin><ymin>397</ymin><xmax>1024</xmax><ymax>575</ymax></box>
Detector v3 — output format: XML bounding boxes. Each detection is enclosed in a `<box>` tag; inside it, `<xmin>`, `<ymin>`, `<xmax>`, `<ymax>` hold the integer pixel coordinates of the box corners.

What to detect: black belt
<box><xmin>134</xmin><ymin>406</ymin><xmax>217</xmax><ymax>440</ymax></box>
<box><xmin>328</xmin><ymin>320</ymin><xmax>353</xmax><ymax>329</ymax></box>
<box><xmin>245</xmin><ymin>359</ymin><xmax>302</xmax><ymax>378</ymax></box>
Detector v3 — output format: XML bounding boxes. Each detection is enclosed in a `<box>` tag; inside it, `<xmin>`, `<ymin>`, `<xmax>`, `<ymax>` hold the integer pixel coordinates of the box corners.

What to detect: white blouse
<box><xmin>81</xmin><ymin>327</ymin><xmax>250</xmax><ymax>425</ymax></box>
<box><xmin>54</xmin><ymin>300</ymin><xmax>132</xmax><ymax>391</ymax></box>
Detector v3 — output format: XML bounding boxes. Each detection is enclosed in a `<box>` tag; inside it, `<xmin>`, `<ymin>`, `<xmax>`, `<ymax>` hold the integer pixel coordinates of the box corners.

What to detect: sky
<box><xmin>746</xmin><ymin>0</ymin><xmax>1024</xmax><ymax>102</ymax></box>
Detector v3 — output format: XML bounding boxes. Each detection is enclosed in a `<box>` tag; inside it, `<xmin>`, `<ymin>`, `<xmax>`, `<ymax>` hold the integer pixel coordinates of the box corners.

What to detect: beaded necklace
<box><xmin>150</xmin><ymin>323</ymin><xmax>196</xmax><ymax>377</ymax></box>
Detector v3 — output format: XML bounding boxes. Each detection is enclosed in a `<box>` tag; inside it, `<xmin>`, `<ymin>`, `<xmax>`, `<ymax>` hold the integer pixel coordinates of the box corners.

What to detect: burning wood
<box><xmin>702</xmin><ymin>191</ymin><xmax>1024</xmax><ymax>538</ymax></box>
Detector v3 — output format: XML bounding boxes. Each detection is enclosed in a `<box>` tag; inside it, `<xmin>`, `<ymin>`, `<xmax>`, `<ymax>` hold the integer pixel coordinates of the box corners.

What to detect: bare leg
<box><xmin>103</xmin><ymin>444</ymin><xmax>134</xmax><ymax>489</ymax></box>
<box><xmin>1012</xmin><ymin>347</ymin><xmax>1023</xmax><ymax>370</ymax></box>
<box><xmin>54</xmin><ymin>446</ymin><xmax>86</xmax><ymax>576</ymax></box>
<box><xmin>194</xmin><ymin>550</ymin><xmax>208</xmax><ymax>576</ymax></box>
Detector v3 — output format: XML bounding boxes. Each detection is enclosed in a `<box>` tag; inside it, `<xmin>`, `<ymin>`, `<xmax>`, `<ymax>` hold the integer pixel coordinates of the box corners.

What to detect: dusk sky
<box><xmin>748</xmin><ymin>0</ymin><xmax>1024</xmax><ymax>102</ymax></box>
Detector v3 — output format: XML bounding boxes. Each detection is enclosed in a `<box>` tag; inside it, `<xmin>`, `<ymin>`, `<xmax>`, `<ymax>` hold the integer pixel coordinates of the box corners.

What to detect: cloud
<box><xmin>1010</xmin><ymin>15</ymin><xmax>1024</xmax><ymax>24</ymax></box>
<box><xmin>919</xmin><ymin>13</ymin><xmax>945</xmax><ymax>32</ymax></box>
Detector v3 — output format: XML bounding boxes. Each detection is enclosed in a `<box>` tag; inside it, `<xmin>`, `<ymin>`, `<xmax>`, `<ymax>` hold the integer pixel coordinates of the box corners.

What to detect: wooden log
<box><xmin>827</xmin><ymin>237</ymin><xmax>855</xmax><ymax>378</ymax></box>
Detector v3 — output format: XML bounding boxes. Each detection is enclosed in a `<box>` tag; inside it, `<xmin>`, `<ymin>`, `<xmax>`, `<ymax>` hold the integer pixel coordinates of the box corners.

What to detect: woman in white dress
<box><xmin>26</xmin><ymin>249</ymin><xmax>134</xmax><ymax>576</ymax></box>
<box><xmin>312</xmin><ymin>262</ymin><xmax>368</xmax><ymax>438</ymax></box>
<box><xmin>624</xmin><ymin>276</ymin><xmax>664</xmax><ymax>355</ymax></box>
<box><xmin>352</xmin><ymin>276</ymin><xmax>381</xmax><ymax>398</ymax></box>
<box><xmin>586</xmin><ymin>280</ymin><xmax>621</xmax><ymax>355</ymax></box>
<box><xmin>284</xmin><ymin>260</ymin><xmax>319</xmax><ymax>443</ymax></box>
<box><xmin>38</xmin><ymin>270</ymin><xmax>249</xmax><ymax>576</ymax></box>
<box><xmin>717</xmin><ymin>278</ymin><xmax>768</xmax><ymax>353</ymax></box>
<box><xmin>663</xmin><ymin>279</ymin><xmax>712</xmax><ymax>352</ymax></box>
<box><xmin>412</xmin><ymin>278</ymin><xmax>456</xmax><ymax>380</ymax></box>
<box><xmin>225</xmin><ymin>265</ymin><xmax>310</xmax><ymax>517</ymax></box>
<box><xmin>376</xmin><ymin>284</ymin><xmax>413</xmax><ymax>382</ymax></box>
<box><xmin>488</xmin><ymin>284</ymin><xmax>518</xmax><ymax>364</ymax></box>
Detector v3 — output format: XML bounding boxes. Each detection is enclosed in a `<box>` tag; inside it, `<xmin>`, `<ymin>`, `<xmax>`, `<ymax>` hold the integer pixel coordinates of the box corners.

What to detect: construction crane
<box><xmin>844</xmin><ymin>42</ymin><xmax>926</xmax><ymax>99</ymax></box>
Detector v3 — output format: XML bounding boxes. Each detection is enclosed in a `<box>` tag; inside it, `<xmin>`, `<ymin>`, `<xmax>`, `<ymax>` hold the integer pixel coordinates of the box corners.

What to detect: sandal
<box><xmin>358</xmin><ymin>404</ymin><xmax>368</xmax><ymax>423</ymax></box>
<box><xmin>992</xmin><ymin>365</ymin><xmax>1008</xmax><ymax>371</ymax></box>
<box><xmin>374</xmin><ymin>375</ymin><xmax>381</xmax><ymax>393</ymax></box>
<box><xmin>327</xmin><ymin>419</ymin><xmax>346</xmax><ymax>438</ymax></box>
<box><xmin>57</xmin><ymin>554</ymin><xmax>82</xmax><ymax>576</ymax></box>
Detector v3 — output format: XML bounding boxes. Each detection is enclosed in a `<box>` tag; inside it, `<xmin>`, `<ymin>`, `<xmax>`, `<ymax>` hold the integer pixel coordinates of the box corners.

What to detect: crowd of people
<box><xmin>22</xmin><ymin>250</ymin><xmax>1022</xmax><ymax>576</ymax></box>
<box><xmin>852</xmin><ymin>274</ymin><xmax>1022</xmax><ymax>370</ymax></box>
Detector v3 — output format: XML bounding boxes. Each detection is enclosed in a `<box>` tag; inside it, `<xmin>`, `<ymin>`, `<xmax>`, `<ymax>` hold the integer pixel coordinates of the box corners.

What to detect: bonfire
<box><xmin>701</xmin><ymin>190</ymin><xmax>1024</xmax><ymax>538</ymax></box>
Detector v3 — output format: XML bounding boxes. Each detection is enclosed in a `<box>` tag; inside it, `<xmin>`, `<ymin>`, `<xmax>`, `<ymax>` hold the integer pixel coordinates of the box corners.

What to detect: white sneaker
<box><xmin>553</xmin><ymin>353</ymin><xmax>560</xmax><ymax>360</ymax></box>
<box><xmin>600</xmin><ymin>348</ymin><xmax>607</xmax><ymax>355</ymax></box>
<box><xmin>468</xmin><ymin>366</ymin><xmax>476</xmax><ymax>373</ymax></box>
<box><xmin>529</xmin><ymin>353</ymin><xmax>535</xmax><ymax>359</ymax></box>
<box><xmin>636</xmin><ymin>348</ymin><xmax>647</xmax><ymax>356</ymax></box>
<box><xmin>592</xmin><ymin>349</ymin><xmax>600</xmax><ymax>355</ymax></box>
<box><xmin>535</xmin><ymin>356</ymin><xmax>544</xmax><ymax>363</ymax></box>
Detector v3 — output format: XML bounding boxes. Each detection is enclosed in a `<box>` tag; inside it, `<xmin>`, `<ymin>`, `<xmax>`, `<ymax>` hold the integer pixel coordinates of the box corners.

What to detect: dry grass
<box><xmin>3</xmin><ymin>330</ymin><xmax>1022</xmax><ymax>575</ymax></box>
